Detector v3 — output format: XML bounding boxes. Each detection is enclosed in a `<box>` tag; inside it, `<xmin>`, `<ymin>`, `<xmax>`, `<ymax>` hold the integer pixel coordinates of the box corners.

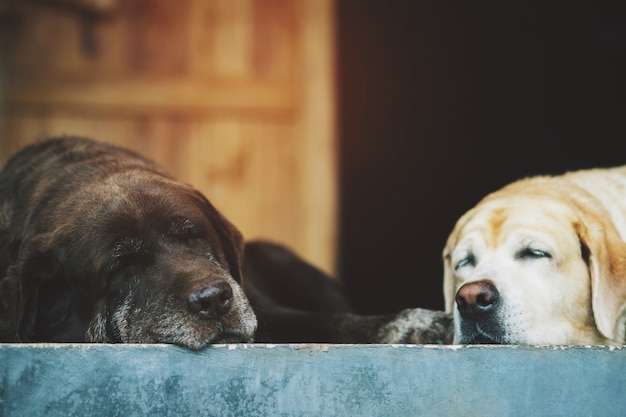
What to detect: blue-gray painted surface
<box><xmin>0</xmin><ymin>344</ymin><xmax>624</xmax><ymax>417</ymax></box>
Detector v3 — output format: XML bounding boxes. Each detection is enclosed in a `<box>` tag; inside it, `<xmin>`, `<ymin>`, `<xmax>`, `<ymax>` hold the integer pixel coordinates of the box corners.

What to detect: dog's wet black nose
<box><xmin>455</xmin><ymin>281</ymin><xmax>499</xmax><ymax>319</ymax></box>
<box><xmin>187</xmin><ymin>280</ymin><xmax>233</xmax><ymax>319</ymax></box>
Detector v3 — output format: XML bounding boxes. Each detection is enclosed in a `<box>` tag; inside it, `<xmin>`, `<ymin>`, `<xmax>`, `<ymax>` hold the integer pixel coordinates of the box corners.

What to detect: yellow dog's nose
<box><xmin>455</xmin><ymin>281</ymin><xmax>499</xmax><ymax>319</ymax></box>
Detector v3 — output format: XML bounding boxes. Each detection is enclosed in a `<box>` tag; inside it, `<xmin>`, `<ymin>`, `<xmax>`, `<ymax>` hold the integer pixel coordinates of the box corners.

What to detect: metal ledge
<box><xmin>1</xmin><ymin>344</ymin><xmax>625</xmax><ymax>416</ymax></box>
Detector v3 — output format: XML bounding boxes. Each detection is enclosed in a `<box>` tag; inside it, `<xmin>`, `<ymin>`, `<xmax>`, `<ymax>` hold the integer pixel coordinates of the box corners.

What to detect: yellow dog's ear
<box><xmin>577</xmin><ymin>221</ymin><xmax>626</xmax><ymax>342</ymax></box>
<box><xmin>443</xmin><ymin>248</ymin><xmax>456</xmax><ymax>314</ymax></box>
<box><xmin>442</xmin><ymin>207</ymin><xmax>477</xmax><ymax>315</ymax></box>
<box><xmin>443</xmin><ymin>213</ymin><xmax>470</xmax><ymax>314</ymax></box>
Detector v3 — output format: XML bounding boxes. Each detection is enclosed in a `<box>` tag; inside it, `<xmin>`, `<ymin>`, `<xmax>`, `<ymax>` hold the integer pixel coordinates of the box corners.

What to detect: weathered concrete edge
<box><xmin>1</xmin><ymin>344</ymin><xmax>625</xmax><ymax>417</ymax></box>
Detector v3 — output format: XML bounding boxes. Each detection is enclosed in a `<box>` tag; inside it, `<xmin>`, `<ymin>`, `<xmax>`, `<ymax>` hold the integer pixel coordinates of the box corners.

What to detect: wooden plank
<box><xmin>0</xmin><ymin>344</ymin><xmax>625</xmax><ymax>417</ymax></box>
<box><xmin>294</xmin><ymin>0</ymin><xmax>338</xmax><ymax>274</ymax></box>
<box><xmin>36</xmin><ymin>0</ymin><xmax>120</xmax><ymax>15</ymax></box>
<box><xmin>6</xmin><ymin>78</ymin><xmax>296</xmax><ymax>116</ymax></box>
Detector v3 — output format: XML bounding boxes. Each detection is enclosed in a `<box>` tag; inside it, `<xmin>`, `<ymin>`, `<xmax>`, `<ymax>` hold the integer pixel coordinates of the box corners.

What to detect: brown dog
<box><xmin>0</xmin><ymin>137</ymin><xmax>257</xmax><ymax>348</ymax></box>
<box><xmin>443</xmin><ymin>166</ymin><xmax>626</xmax><ymax>344</ymax></box>
<box><xmin>0</xmin><ymin>137</ymin><xmax>452</xmax><ymax>347</ymax></box>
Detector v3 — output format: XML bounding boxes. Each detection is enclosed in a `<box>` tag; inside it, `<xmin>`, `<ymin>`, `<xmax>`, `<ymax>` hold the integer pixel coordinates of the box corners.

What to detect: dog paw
<box><xmin>376</xmin><ymin>308</ymin><xmax>453</xmax><ymax>344</ymax></box>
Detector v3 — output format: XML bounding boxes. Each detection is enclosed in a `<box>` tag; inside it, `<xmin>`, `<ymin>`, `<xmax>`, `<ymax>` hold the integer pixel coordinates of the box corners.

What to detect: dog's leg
<box><xmin>252</xmin><ymin>304</ymin><xmax>452</xmax><ymax>344</ymax></box>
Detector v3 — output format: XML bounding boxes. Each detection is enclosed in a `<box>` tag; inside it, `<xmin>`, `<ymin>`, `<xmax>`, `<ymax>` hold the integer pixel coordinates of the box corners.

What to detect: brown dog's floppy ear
<box><xmin>212</xmin><ymin>210</ymin><xmax>245</xmax><ymax>283</ymax></box>
<box><xmin>193</xmin><ymin>191</ymin><xmax>245</xmax><ymax>283</ymax></box>
<box><xmin>15</xmin><ymin>235</ymin><xmax>70</xmax><ymax>342</ymax></box>
<box><xmin>577</xmin><ymin>221</ymin><xmax>626</xmax><ymax>343</ymax></box>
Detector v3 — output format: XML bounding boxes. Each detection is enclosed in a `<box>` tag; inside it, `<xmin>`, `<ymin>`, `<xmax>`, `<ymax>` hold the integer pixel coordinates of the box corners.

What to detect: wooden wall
<box><xmin>0</xmin><ymin>0</ymin><xmax>337</xmax><ymax>274</ymax></box>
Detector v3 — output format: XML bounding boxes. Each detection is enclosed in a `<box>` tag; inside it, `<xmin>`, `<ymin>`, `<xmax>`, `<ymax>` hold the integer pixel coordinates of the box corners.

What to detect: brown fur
<box><xmin>0</xmin><ymin>136</ymin><xmax>453</xmax><ymax>347</ymax></box>
<box><xmin>0</xmin><ymin>137</ymin><xmax>256</xmax><ymax>348</ymax></box>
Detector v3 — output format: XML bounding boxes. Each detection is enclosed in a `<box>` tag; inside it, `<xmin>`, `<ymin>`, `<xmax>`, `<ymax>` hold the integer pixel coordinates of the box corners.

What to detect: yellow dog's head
<box><xmin>443</xmin><ymin>174</ymin><xmax>626</xmax><ymax>345</ymax></box>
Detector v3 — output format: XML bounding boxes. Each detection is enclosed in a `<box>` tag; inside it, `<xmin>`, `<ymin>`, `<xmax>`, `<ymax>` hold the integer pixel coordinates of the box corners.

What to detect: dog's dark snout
<box><xmin>187</xmin><ymin>280</ymin><xmax>233</xmax><ymax>319</ymax></box>
<box><xmin>455</xmin><ymin>281</ymin><xmax>499</xmax><ymax>319</ymax></box>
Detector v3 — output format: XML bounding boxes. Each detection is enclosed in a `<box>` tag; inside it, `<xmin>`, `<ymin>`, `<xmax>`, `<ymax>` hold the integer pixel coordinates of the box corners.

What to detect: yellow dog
<box><xmin>443</xmin><ymin>166</ymin><xmax>626</xmax><ymax>344</ymax></box>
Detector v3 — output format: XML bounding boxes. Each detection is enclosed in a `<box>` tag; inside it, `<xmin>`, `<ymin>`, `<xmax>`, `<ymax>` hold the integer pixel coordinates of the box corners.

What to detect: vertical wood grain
<box><xmin>0</xmin><ymin>0</ymin><xmax>337</xmax><ymax>275</ymax></box>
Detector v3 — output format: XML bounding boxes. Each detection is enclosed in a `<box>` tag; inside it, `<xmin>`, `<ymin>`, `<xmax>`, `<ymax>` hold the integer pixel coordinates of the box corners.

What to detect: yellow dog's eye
<box><xmin>455</xmin><ymin>254</ymin><xmax>476</xmax><ymax>270</ymax></box>
<box><xmin>516</xmin><ymin>248</ymin><xmax>552</xmax><ymax>260</ymax></box>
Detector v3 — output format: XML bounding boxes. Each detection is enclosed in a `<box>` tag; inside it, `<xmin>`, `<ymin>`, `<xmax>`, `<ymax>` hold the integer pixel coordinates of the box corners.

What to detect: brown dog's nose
<box><xmin>187</xmin><ymin>280</ymin><xmax>233</xmax><ymax>319</ymax></box>
<box><xmin>455</xmin><ymin>281</ymin><xmax>499</xmax><ymax>319</ymax></box>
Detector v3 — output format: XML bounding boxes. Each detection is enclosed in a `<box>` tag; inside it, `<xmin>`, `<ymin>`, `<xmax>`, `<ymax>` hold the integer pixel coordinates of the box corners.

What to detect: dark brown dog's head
<box><xmin>0</xmin><ymin>137</ymin><xmax>257</xmax><ymax>348</ymax></box>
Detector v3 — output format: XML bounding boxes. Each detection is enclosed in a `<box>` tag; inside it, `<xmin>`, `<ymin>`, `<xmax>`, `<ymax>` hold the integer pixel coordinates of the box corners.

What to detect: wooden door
<box><xmin>0</xmin><ymin>0</ymin><xmax>337</xmax><ymax>275</ymax></box>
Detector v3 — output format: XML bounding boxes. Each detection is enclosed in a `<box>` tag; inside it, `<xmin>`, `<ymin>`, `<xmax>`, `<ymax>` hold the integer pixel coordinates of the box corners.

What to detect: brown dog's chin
<box><xmin>209</xmin><ymin>332</ymin><xmax>255</xmax><ymax>345</ymax></box>
<box><xmin>166</xmin><ymin>327</ymin><xmax>255</xmax><ymax>349</ymax></box>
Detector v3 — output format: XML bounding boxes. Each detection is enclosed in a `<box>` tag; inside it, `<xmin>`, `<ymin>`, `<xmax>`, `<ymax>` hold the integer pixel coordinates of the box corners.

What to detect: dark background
<box><xmin>336</xmin><ymin>0</ymin><xmax>626</xmax><ymax>314</ymax></box>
